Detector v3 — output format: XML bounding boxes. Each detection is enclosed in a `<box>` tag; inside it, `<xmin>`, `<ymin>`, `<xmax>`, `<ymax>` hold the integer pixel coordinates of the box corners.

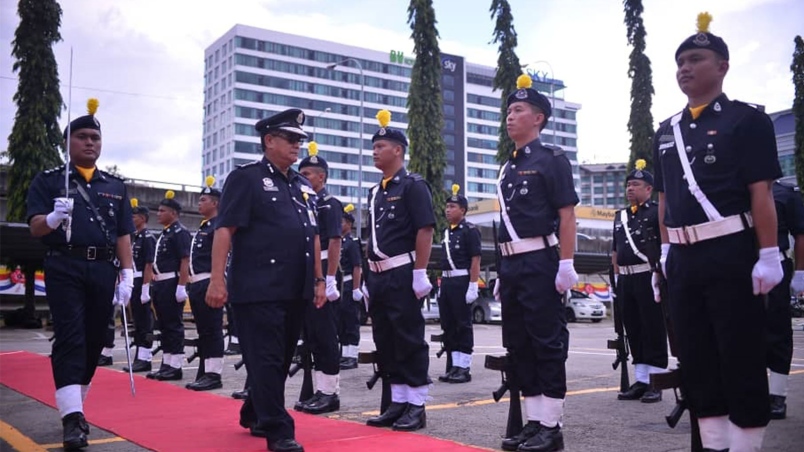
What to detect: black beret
<box><xmin>201</xmin><ymin>176</ymin><xmax>221</xmax><ymax>197</ymax></box>
<box><xmin>506</xmin><ymin>75</ymin><xmax>552</xmax><ymax>121</ymax></box>
<box><xmin>372</xmin><ymin>109</ymin><xmax>408</xmax><ymax>147</ymax></box>
<box><xmin>298</xmin><ymin>142</ymin><xmax>328</xmax><ymax>172</ymax></box>
<box><xmin>159</xmin><ymin>190</ymin><xmax>182</xmax><ymax>212</ymax></box>
<box><xmin>130</xmin><ymin>198</ymin><xmax>149</xmax><ymax>218</ymax></box>
<box><xmin>63</xmin><ymin>98</ymin><xmax>101</xmax><ymax>138</ymax></box>
<box><xmin>626</xmin><ymin>160</ymin><xmax>654</xmax><ymax>186</ymax></box>
<box><xmin>255</xmin><ymin>108</ymin><xmax>308</xmax><ymax>138</ymax></box>
<box><xmin>675</xmin><ymin>13</ymin><xmax>729</xmax><ymax>61</ymax></box>
<box><xmin>343</xmin><ymin>204</ymin><xmax>356</xmax><ymax>223</ymax></box>
<box><xmin>446</xmin><ymin>184</ymin><xmax>468</xmax><ymax>210</ymax></box>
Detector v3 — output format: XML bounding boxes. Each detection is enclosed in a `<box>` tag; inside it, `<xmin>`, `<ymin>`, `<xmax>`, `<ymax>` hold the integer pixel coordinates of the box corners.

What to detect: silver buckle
<box><xmin>86</xmin><ymin>246</ymin><xmax>97</xmax><ymax>260</ymax></box>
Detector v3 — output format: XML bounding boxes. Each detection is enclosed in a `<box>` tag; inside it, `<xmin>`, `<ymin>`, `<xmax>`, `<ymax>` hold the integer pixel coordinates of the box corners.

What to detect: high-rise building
<box><xmin>202</xmin><ymin>24</ymin><xmax>581</xmax><ymax>208</ymax></box>
<box><xmin>579</xmin><ymin>163</ymin><xmax>627</xmax><ymax>209</ymax></box>
<box><xmin>769</xmin><ymin>109</ymin><xmax>795</xmax><ymax>178</ymax></box>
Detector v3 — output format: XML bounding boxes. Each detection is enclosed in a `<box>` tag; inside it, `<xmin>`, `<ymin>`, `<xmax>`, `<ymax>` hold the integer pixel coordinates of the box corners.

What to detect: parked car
<box><xmin>471</xmin><ymin>286</ymin><xmax>501</xmax><ymax>324</ymax></box>
<box><xmin>565</xmin><ymin>289</ymin><xmax>606</xmax><ymax>323</ymax></box>
<box><xmin>422</xmin><ymin>288</ymin><xmax>440</xmax><ymax>322</ymax></box>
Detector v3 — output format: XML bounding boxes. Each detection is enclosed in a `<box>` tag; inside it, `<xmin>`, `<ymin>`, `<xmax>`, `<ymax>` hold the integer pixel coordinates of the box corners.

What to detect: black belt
<box><xmin>48</xmin><ymin>246</ymin><xmax>116</xmax><ymax>261</ymax></box>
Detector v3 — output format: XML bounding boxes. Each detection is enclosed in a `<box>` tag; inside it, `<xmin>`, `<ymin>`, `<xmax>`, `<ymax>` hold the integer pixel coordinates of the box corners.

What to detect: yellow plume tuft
<box><xmin>635</xmin><ymin>159</ymin><xmax>646</xmax><ymax>171</ymax></box>
<box><xmin>308</xmin><ymin>141</ymin><xmax>318</xmax><ymax>156</ymax></box>
<box><xmin>205</xmin><ymin>175</ymin><xmax>215</xmax><ymax>188</ymax></box>
<box><xmin>302</xmin><ymin>193</ymin><xmax>309</xmax><ymax>202</ymax></box>
<box><xmin>165</xmin><ymin>190</ymin><xmax>175</xmax><ymax>200</ymax></box>
<box><xmin>516</xmin><ymin>74</ymin><xmax>532</xmax><ymax>90</ymax></box>
<box><xmin>131</xmin><ymin>198</ymin><xmax>139</xmax><ymax>208</ymax></box>
<box><xmin>376</xmin><ymin>109</ymin><xmax>391</xmax><ymax>128</ymax></box>
<box><xmin>344</xmin><ymin>204</ymin><xmax>355</xmax><ymax>213</ymax></box>
<box><xmin>696</xmin><ymin>12</ymin><xmax>712</xmax><ymax>33</ymax></box>
<box><xmin>452</xmin><ymin>184</ymin><xmax>460</xmax><ymax>196</ymax></box>
<box><xmin>87</xmin><ymin>98</ymin><xmax>99</xmax><ymax>115</ymax></box>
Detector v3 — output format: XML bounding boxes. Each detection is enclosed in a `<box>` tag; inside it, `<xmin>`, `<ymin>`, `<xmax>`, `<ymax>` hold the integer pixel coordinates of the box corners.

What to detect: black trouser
<box><xmin>44</xmin><ymin>256</ymin><xmax>116</xmax><ymax>389</ymax></box>
<box><xmin>304</xmin><ymin>294</ymin><xmax>340</xmax><ymax>375</ymax></box>
<box><xmin>102</xmin><ymin>309</ymin><xmax>116</xmax><ymax>349</ymax></box>
<box><xmin>225</xmin><ymin>303</ymin><xmax>237</xmax><ymax>338</ymax></box>
<box><xmin>237</xmin><ymin>299</ymin><xmax>306</xmax><ymax>442</ymax></box>
<box><xmin>338</xmin><ymin>276</ymin><xmax>360</xmax><ymax>347</ymax></box>
<box><xmin>366</xmin><ymin>263</ymin><xmax>429</xmax><ymax>387</ymax></box>
<box><xmin>152</xmin><ymin>278</ymin><xmax>185</xmax><ymax>354</ymax></box>
<box><xmin>620</xmin><ymin>271</ymin><xmax>668</xmax><ymax>369</ymax></box>
<box><xmin>766</xmin><ymin>257</ymin><xmax>794</xmax><ymax>375</ymax></box>
<box><xmin>499</xmin><ymin>248</ymin><xmax>569</xmax><ymax>399</ymax></box>
<box><xmin>130</xmin><ymin>278</ymin><xmax>154</xmax><ymax>348</ymax></box>
<box><xmin>439</xmin><ymin>275</ymin><xmax>474</xmax><ymax>356</ymax></box>
<box><xmin>666</xmin><ymin>230</ymin><xmax>769</xmax><ymax>428</ymax></box>
<box><xmin>188</xmin><ymin>279</ymin><xmax>224</xmax><ymax>364</ymax></box>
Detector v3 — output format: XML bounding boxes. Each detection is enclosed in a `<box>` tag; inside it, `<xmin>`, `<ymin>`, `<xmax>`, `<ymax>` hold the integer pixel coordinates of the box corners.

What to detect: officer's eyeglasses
<box><xmin>272</xmin><ymin>132</ymin><xmax>305</xmax><ymax>145</ymax></box>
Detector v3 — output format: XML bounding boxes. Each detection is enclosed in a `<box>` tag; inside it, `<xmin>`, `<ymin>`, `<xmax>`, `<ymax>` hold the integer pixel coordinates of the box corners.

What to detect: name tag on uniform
<box><xmin>386</xmin><ymin>196</ymin><xmax>401</xmax><ymax>202</ymax></box>
<box><xmin>658</xmin><ymin>142</ymin><xmax>675</xmax><ymax>150</ymax></box>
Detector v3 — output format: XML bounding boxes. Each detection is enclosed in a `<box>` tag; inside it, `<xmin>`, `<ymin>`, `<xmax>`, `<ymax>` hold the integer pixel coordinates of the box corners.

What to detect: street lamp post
<box><xmin>311</xmin><ymin>107</ymin><xmax>331</xmax><ymax>142</ymax></box>
<box><xmin>327</xmin><ymin>58</ymin><xmax>365</xmax><ymax>238</ymax></box>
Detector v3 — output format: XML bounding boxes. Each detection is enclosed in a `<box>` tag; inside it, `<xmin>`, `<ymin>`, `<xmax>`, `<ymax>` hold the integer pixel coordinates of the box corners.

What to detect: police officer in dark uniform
<box><xmin>146</xmin><ymin>191</ymin><xmax>191</xmax><ymax>381</ymax></box>
<box><xmin>437</xmin><ymin>184</ymin><xmax>481</xmax><ymax>384</ymax></box>
<box><xmin>295</xmin><ymin>142</ymin><xmax>343</xmax><ymax>414</ymax></box>
<box><xmin>26</xmin><ymin>98</ymin><xmax>135</xmax><ymax>451</ymax></box>
<box><xmin>495</xmin><ymin>75</ymin><xmax>579</xmax><ymax>452</ymax></box>
<box><xmin>206</xmin><ymin>108</ymin><xmax>324</xmax><ymax>452</ymax></box>
<box><xmin>767</xmin><ymin>179</ymin><xmax>804</xmax><ymax>419</ymax></box>
<box><xmin>611</xmin><ymin>160</ymin><xmax>667</xmax><ymax>403</ymax></box>
<box><xmin>363</xmin><ymin>109</ymin><xmax>435</xmax><ymax>432</ymax></box>
<box><xmin>651</xmin><ymin>13</ymin><xmax>783</xmax><ymax>450</ymax></box>
<box><xmin>122</xmin><ymin>198</ymin><xmax>156</xmax><ymax>373</ymax></box>
<box><xmin>186</xmin><ymin>176</ymin><xmax>225</xmax><ymax>391</ymax></box>
<box><xmin>338</xmin><ymin>204</ymin><xmax>363</xmax><ymax>370</ymax></box>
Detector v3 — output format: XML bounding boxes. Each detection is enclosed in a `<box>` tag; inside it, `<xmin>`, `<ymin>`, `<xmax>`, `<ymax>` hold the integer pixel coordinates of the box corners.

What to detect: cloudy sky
<box><xmin>0</xmin><ymin>0</ymin><xmax>801</xmax><ymax>186</ymax></box>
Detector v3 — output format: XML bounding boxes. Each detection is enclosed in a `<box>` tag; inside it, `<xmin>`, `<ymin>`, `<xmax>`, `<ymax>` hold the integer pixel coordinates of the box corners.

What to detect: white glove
<box><xmin>112</xmin><ymin>290</ymin><xmax>125</xmax><ymax>306</ymax></box>
<box><xmin>175</xmin><ymin>284</ymin><xmax>188</xmax><ymax>302</ymax></box>
<box><xmin>651</xmin><ymin>272</ymin><xmax>662</xmax><ymax>303</ymax></box>
<box><xmin>412</xmin><ymin>269</ymin><xmax>432</xmax><ymax>299</ymax></box>
<box><xmin>494</xmin><ymin>279</ymin><xmax>501</xmax><ymax>302</ymax></box>
<box><xmin>115</xmin><ymin>269</ymin><xmax>134</xmax><ymax>306</ymax></box>
<box><xmin>791</xmin><ymin>270</ymin><xmax>804</xmax><ymax>295</ymax></box>
<box><xmin>361</xmin><ymin>282</ymin><xmax>370</xmax><ymax>300</ymax></box>
<box><xmin>325</xmin><ymin>275</ymin><xmax>340</xmax><ymax>301</ymax></box>
<box><xmin>140</xmin><ymin>283</ymin><xmax>151</xmax><ymax>304</ymax></box>
<box><xmin>554</xmin><ymin>259</ymin><xmax>578</xmax><ymax>293</ymax></box>
<box><xmin>45</xmin><ymin>197</ymin><xmax>73</xmax><ymax>230</ymax></box>
<box><xmin>752</xmin><ymin>247</ymin><xmax>784</xmax><ymax>295</ymax></box>
<box><xmin>352</xmin><ymin>288</ymin><xmax>363</xmax><ymax>301</ymax></box>
<box><xmin>660</xmin><ymin>243</ymin><xmax>670</xmax><ymax>277</ymax></box>
<box><xmin>466</xmin><ymin>281</ymin><xmax>479</xmax><ymax>304</ymax></box>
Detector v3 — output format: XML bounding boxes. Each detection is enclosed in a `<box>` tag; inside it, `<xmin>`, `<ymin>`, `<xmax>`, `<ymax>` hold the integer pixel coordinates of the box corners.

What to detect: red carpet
<box><xmin>0</xmin><ymin>351</ymin><xmax>485</xmax><ymax>451</ymax></box>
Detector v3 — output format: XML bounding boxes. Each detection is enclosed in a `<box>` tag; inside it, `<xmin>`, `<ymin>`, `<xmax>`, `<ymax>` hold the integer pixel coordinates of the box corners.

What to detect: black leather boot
<box><xmin>146</xmin><ymin>363</ymin><xmax>171</xmax><ymax>379</ymax></box>
<box><xmin>97</xmin><ymin>355</ymin><xmax>113</xmax><ymax>366</ymax></box>
<box><xmin>154</xmin><ymin>367</ymin><xmax>182</xmax><ymax>381</ymax></box>
<box><xmin>62</xmin><ymin>412</ymin><xmax>89</xmax><ymax>451</ymax></box>
<box><xmin>518</xmin><ymin>424</ymin><xmax>564</xmax><ymax>452</ymax></box>
<box><xmin>640</xmin><ymin>388</ymin><xmax>662</xmax><ymax>403</ymax></box>
<box><xmin>294</xmin><ymin>392</ymin><xmax>321</xmax><ymax>412</ymax></box>
<box><xmin>186</xmin><ymin>373</ymin><xmax>222</xmax><ymax>391</ymax></box>
<box><xmin>392</xmin><ymin>404</ymin><xmax>426</xmax><ymax>431</ymax></box>
<box><xmin>123</xmin><ymin>359</ymin><xmax>152</xmax><ymax>373</ymax></box>
<box><xmin>232</xmin><ymin>388</ymin><xmax>249</xmax><ymax>400</ymax></box>
<box><xmin>366</xmin><ymin>402</ymin><xmax>408</xmax><ymax>427</ymax></box>
<box><xmin>617</xmin><ymin>382</ymin><xmax>648</xmax><ymax>400</ymax></box>
<box><xmin>339</xmin><ymin>357</ymin><xmax>358</xmax><ymax>370</ymax></box>
<box><xmin>501</xmin><ymin>421</ymin><xmax>542</xmax><ymax>451</ymax></box>
<box><xmin>770</xmin><ymin>394</ymin><xmax>787</xmax><ymax>420</ymax></box>
<box><xmin>267</xmin><ymin>438</ymin><xmax>304</xmax><ymax>452</ymax></box>
<box><xmin>437</xmin><ymin>367</ymin><xmax>455</xmax><ymax>382</ymax></box>
<box><xmin>447</xmin><ymin>367</ymin><xmax>471</xmax><ymax>383</ymax></box>
<box><xmin>302</xmin><ymin>391</ymin><xmax>340</xmax><ymax>414</ymax></box>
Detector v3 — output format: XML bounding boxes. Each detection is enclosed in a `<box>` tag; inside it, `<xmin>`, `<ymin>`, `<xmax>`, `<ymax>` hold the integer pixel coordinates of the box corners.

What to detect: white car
<box><xmin>566</xmin><ymin>289</ymin><xmax>606</xmax><ymax>323</ymax></box>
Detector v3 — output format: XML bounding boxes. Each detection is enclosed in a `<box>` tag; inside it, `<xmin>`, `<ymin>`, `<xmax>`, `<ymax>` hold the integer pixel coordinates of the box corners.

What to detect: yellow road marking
<box><xmin>790</xmin><ymin>369</ymin><xmax>804</xmax><ymax>376</ymax></box>
<box><xmin>40</xmin><ymin>436</ymin><xmax>126</xmax><ymax>449</ymax></box>
<box><xmin>0</xmin><ymin>420</ymin><xmax>48</xmax><ymax>452</ymax></box>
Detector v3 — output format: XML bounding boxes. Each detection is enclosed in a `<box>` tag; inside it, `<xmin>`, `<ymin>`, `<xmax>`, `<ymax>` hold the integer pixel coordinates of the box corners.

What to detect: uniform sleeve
<box><xmin>144</xmin><ymin>235</ymin><xmax>156</xmax><ymax>264</ymax></box>
<box><xmin>176</xmin><ymin>230</ymin><xmax>192</xmax><ymax>259</ymax></box>
<box><xmin>546</xmin><ymin>155</ymin><xmax>579</xmax><ymax>209</ymax></box>
<box><xmin>737</xmin><ymin>111</ymin><xmax>782</xmax><ymax>185</ymax></box>
<box><xmin>611</xmin><ymin>216</ymin><xmax>618</xmax><ymax>252</ymax></box>
<box><xmin>652</xmin><ymin>128</ymin><xmax>664</xmax><ymax>193</ymax></box>
<box><xmin>117</xmin><ymin>185</ymin><xmax>135</xmax><ymax>236</ymax></box>
<box><xmin>217</xmin><ymin>170</ymin><xmax>253</xmax><ymax>229</ymax></box>
<box><xmin>407</xmin><ymin>180</ymin><xmax>436</xmax><ymax>230</ymax></box>
<box><xmin>348</xmin><ymin>239</ymin><xmax>362</xmax><ymax>269</ymax></box>
<box><xmin>325</xmin><ymin>198</ymin><xmax>343</xmax><ymax>241</ymax></box>
<box><xmin>786</xmin><ymin>188</ymin><xmax>804</xmax><ymax>236</ymax></box>
<box><xmin>467</xmin><ymin>226</ymin><xmax>482</xmax><ymax>257</ymax></box>
<box><xmin>26</xmin><ymin>172</ymin><xmax>53</xmax><ymax>223</ymax></box>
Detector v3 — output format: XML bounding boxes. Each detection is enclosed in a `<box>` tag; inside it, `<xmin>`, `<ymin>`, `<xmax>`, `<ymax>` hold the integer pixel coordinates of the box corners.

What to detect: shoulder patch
<box><xmin>405</xmin><ymin>173</ymin><xmax>425</xmax><ymax>182</ymax></box>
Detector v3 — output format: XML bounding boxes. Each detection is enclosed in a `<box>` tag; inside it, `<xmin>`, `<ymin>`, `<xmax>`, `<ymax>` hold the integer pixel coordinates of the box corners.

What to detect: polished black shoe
<box><xmin>340</xmin><ymin>357</ymin><xmax>358</xmax><ymax>370</ymax></box>
<box><xmin>123</xmin><ymin>359</ymin><xmax>152</xmax><ymax>373</ymax></box>
<box><xmin>154</xmin><ymin>367</ymin><xmax>182</xmax><ymax>381</ymax></box>
<box><xmin>268</xmin><ymin>438</ymin><xmax>304</xmax><ymax>452</ymax></box>
<box><xmin>519</xmin><ymin>425</ymin><xmax>563</xmax><ymax>452</ymax></box>
<box><xmin>250</xmin><ymin>425</ymin><xmax>268</xmax><ymax>437</ymax></box>
<box><xmin>224</xmin><ymin>342</ymin><xmax>241</xmax><ymax>356</ymax></box>
<box><xmin>437</xmin><ymin>367</ymin><xmax>455</xmax><ymax>382</ymax></box>
<box><xmin>640</xmin><ymin>388</ymin><xmax>662</xmax><ymax>403</ymax></box>
<box><xmin>392</xmin><ymin>404</ymin><xmax>426</xmax><ymax>431</ymax></box>
<box><xmin>97</xmin><ymin>355</ymin><xmax>113</xmax><ymax>366</ymax></box>
<box><xmin>770</xmin><ymin>394</ymin><xmax>787</xmax><ymax>420</ymax></box>
<box><xmin>294</xmin><ymin>392</ymin><xmax>321</xmax><ymax>412</ymax></box>
<box><xmin>366</xmin><ymin>402</ymin><xmax>409</xmax><ymax>427</ymax></box>
<box><xmin>302</xmin><ymin>391</ymin><xmax>340</xmax><ymax>414</ymax></box>
<box><xmin>239</xmin><ymin>398</ymin><xmax>256</xmax><ymax>430</ymax></box>
<box><xmin>62</xmin><ymin>412</ymin><xmax>89</xmax><ymax>451</ymax></box>
<box><xmin>617</xmin><ymin>382</ymin><xmax>648</xmax><ymax>400</ymax></box>
<box><xmin>186</xmin><ymin>373</ymin><xmax>222</xmax><ymax>391</ymax></box>
<box><xmin>232</xmin><ymin>388</ymin><xmax>249</xmax><ymax>400</ymax></box>
<box><xmin>447</xmin><ymin>367</ymin><xmax>472</xmax><ymax>384</ymax></box>
<box><xmin>501</xmin><ymin>421</ymin><xmax>542</xmax><ymax>451</ymax></box>
<box><xmin>146</xmin><ymin>363</ymin><xmax>171</xmax><ymax>379</ymax></box>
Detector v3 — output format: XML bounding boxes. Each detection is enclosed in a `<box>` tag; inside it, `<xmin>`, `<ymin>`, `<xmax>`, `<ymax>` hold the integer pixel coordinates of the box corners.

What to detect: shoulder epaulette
<box><xmin>237</xmin><ymin>160</ymin><xmax>260</xmax><ymax>169</ymax></box>
<box><xmin>465</xmin><ymin>221</ymin><xmax>477</xmax><ymax>229</ymax></box>
<box><xmin>98</xmin><ymin>169</ymin><xmax>125</xmax><ymax>181</ymax></box>
<box><xmin>323</xmin><ymin>194</ymin><xmax>333</xmax><ymax>202</ymax></box>
<box><xmin>43</xmin><ymin>164</ymin><xmax>67</xmax><ymax>175</ymax></box>
<box><xmin>405</xmin><ymin>172</ymin><xmax>425</xmax><ymax>182</ymax></box>
<box><xmin>549</xmin><ymin>145</ymin><xmax>564</xmax><ymax>157</ymax></box>
<box><xmin>733</xmin><ymin>100</ymin><xmax>765</xmax><ymax>112</ymax></box>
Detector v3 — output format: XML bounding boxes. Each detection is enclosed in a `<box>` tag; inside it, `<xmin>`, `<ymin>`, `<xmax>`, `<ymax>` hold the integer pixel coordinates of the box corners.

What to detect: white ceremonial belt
<box><xmin>190</xmin><ymin>273</ymin><xmax>211</xmax><ymax>283</ymax></box>
<box><xmin>500</xmin><ymin>234</ymin><xmax>558</xmax><ymax>257</ymax></box>
<box><xmin>442</xmin><ymin>269</ymin><xmax>469</xmax><ymax>278</ymax></box>
<box><xmin>321</xmin><ymin>250</ymin><xmax>328</xmax><ymax>260</ymax></box>
<box><xmin>152</xmin><ymin>272</ymin><xmax>177</xmax><ymax>282</ymax></box>
<box><xmin>667</xmin><ymin>213</ymin><xmax>752</xmax><ymax>245</ymax></box>
<box><xmin>133</xmin><ymin>271</ymin><xmax>143</xmax><ymax>278</ymax></box>
<box><xmin>369</xmin><ymin>251</ymin><xmax>416</xmax><ymax>273</ymax></box>
<box><xmin>618</xmin><ymin>263</ymin><xmax>652</xmax><ymax>275</ymax></box>
<box><xmin>343</xmin><ymin>275</ymin><xmax>353</xmax><ymax>282</ymax></box>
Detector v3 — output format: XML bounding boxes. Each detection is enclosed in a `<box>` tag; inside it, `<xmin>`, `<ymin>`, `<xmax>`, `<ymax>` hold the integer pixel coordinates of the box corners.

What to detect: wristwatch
<box><xmin>314</xmin><ymin>277</ymin><xmax>326</xmax><ymax>285</ymax></box>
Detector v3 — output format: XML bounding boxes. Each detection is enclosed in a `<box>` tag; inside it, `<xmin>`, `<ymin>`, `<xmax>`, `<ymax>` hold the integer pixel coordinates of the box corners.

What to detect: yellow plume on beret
<box><xmin>87</xmin><ymin>98</ymin><xmax>99</xmax><ymax>115</ymax></box>
<box><xmin>516</xmin><ymin>74</ymin><xmax>533</xmax><ymax>90</ymax></box>
<box><xmin>452</xmin><ymin>184</ymin><xmax>460</xmax><ymax>196</ymax></box>
<box><xmin>131</xmin><ymin>198</ymin><xmax>139</xmax><ymax>208</ymax></box>
<box><xmin>344</xmin><ymin>204</ymin><xmax>355</xmax><ymax>213</ymax></box>
<box><xmin>302</xmin><ymin>193</ymin><xmax>309</xmax><ymax>202</ymax></box>
<box><xmin>205</xmin><ymin>175</ymin><xmax>215</xmax><ymax>188</ymax></box>
<box><xmin>376</xmin><ymin>109</ymin><xmax>391</xmax><ymax>128</ymax></box>
<box><xmin>696</xmin><ymin>12</ymin><xmax>712</xmax><ymax>33</ymax></box>
<box><xmin>165</xmin><ymin>190</ymin><xmax>175</xmax><ymax>200</ymax></box>
<box><xmin>308</xmin><ymin>141</ymin><xmax>318</xmax><ymax>156</ymax></box>
<box><xmin>635</xmin><ymin>159</ymin><xmax>646</xmax><ymax>171</ymax></box>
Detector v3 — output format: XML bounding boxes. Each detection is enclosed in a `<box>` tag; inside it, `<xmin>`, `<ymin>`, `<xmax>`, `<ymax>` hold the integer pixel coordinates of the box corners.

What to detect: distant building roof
<box><xmin>769</xmin><ymin>109</ymin><xmax>794</xmax><ymax>135</ymax></box>
<box><xmin>580</xmin><ymin>163</ymin><xmax>627</xmax><ymax>173</ymax></box>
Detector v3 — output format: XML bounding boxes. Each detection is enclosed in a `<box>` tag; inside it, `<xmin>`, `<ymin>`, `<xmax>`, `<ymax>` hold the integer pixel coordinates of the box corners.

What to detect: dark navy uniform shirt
<box><xmin>132</xmin><ymin>228</ymin><xmax>156</xmax><ymax>274</ymax></box>
<box><xmin>497</xmin><ymin>138</ymin><xmax>579</xmax><ymax>242</ymax></box>
<box><xmin>217</xmin><ymin>156</ymin><xmax>318</xmax><ymax>303</ymax></box>
<box><xmin>440</xmin><ymin>219</ymin><xmax>482</xmax><ymax>270</ymax></box>
<box><xmin>191</xmin><ymin>217</ymin><xmax>217</xmax><ymax>275</ymax></box>
<box><xmin>154</xmin><ymin>221</ymin><xmax>191</xmax><ymax>275</ymax></box>
<box><xmin>315</xmin><ymin>188</ymin><xmax>343</xmax><ymax>252</ymax></box>
<box><xmin>612</xmin><ymin>201</ymin><xmax>660</xmax><ymax>266</ymax></box>
<box><xmin>366</xmin><ymin>168</ymin><xmax>436</xmax><ymax>261</ymax></box>
<box><xmin>340</xmin><ymin>233</ymin><xmax>362</xmax><ymax>276</ymax></box>
<box><xmin>653</xmin><ymin>94</ymin><xmax>782</xmax><ymax>228</ymax></box>
<box><xmin>773</xmin><ymin>181</ymin><xmax>804</xmax><ymax>252</ymax></box>
<box><xmin>26</xmin><ymin>164</ymin><xmax>134</xmax><ymax>248</ymax></box>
